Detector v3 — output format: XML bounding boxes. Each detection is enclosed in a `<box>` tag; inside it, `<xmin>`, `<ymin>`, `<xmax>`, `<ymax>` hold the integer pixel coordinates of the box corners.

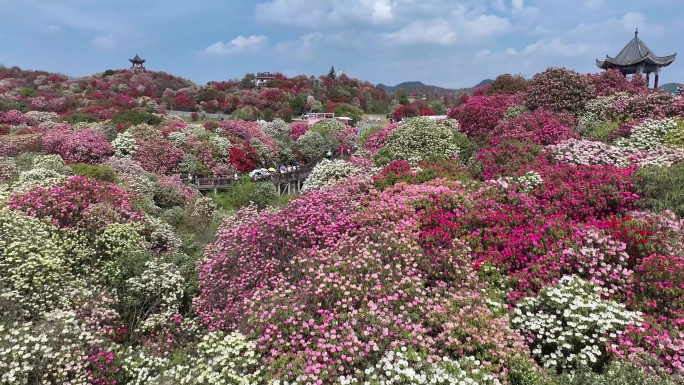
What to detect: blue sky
<box><xmin>0</xmin><ymin>0</ymin><xmax>682</xmax><ymax>88</ymax></box>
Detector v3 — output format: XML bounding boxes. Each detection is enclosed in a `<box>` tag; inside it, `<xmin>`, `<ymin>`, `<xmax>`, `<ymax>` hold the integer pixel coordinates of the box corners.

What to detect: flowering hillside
<box><xmin>0</xmin><ymin>65</ymin><xmax>391</xmax><ymax>122</ymax></box>
<box><xmin>1</xmin><ymin>66</ymin><xmax>684</xmax><ymax>384</ymax></box>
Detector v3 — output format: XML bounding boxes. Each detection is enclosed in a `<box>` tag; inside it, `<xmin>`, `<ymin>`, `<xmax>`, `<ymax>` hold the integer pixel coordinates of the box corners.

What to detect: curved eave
<box><xmin>597</xmin><ymin>53</ymin><xmax>676</xmax><ymax>69</ymax></box>
<box><xmin>129</xmin><ymin>59</ymin><xmax>146</xmax><ymax>63</ymax></box>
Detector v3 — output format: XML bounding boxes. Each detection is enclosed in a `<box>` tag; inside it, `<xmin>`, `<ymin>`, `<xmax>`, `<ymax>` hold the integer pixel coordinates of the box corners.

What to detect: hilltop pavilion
<box><xmin>596</xmin><ymin>29</ymin><xmax>676</xmax><ymax>89</ymax></box>
<box><xmin>129</xmin><ymin>54</ymin><xmax>146</xmax><ymax>72</ymax></box>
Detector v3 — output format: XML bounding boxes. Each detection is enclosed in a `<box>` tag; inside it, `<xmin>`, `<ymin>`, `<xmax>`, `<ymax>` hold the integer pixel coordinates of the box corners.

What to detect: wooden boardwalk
<box><xmin>188</xmin><ymin>166</ymin><xmax>314</xmax><ymax>195</ymax></box>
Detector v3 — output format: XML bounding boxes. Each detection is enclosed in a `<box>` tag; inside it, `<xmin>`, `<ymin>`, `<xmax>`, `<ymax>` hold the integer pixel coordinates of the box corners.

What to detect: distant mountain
<box><xmin>659</xmin><ymin>82</ymin><xmax>682</xmax><ymax>93</ymax></box>
<box><xmin>473</xmin><ymin>79</ymin><xmax>494</xmax><ymax>88</ymax></box>
<box><xmin>376</xmin><ymin>79</ymin><xmax>493</xmax><ymax>96</ymax></box>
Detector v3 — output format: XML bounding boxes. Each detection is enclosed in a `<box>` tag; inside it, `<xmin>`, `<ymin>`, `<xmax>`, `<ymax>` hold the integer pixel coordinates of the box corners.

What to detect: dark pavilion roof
<box><xmin>129</xmin><ymin>54</ymin><xmax>145</xmax><ymax>63</ymax></box>
<box><xmin>597</xmin><ymin>29</ymin><xmax>676</xmax><ymax>70</ymax></box>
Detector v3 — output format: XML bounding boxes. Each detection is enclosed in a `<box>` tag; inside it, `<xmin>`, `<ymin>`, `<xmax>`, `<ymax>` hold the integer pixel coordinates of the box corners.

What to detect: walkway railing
<box><xmin>181</xmin><ymin>149</ymin><xmax>345</xmax><ymax>195</ymax></box>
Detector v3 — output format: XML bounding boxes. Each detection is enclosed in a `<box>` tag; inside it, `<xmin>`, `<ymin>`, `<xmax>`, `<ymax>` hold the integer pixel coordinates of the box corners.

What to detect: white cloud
<box><xmin>512</xmin><ymin>0</ymin><xmax>524</xmax><ymax>11</ymax></box>
<box><xmin>92</xmin><ymin>34</ymin><xmax>120</xmax><ymax>51</ymax></box>
<box><xmin>205</xmin><ymin>35</ymin><xmax>267</xmax><ymax>55</ymax></box>
<box><xmin>275</xmin><ymin>32</ymin><xmax>323</xmax><ymax>61</ymax></box>
<box><xmin>384</xmin><ymin>19</ymin><xmax>457</xmax><ymax>45</ymax></box>
<box><xmin>475</xmin><ymin>49</ymin><xmax>492</xmax><ymax>58</ymax></box>
<box><xmin>522</xmin><ymin>38</ymin><xmax>599</xmax><ymax>57</ymax></box>
<box><xmin>255</xmin><ymin>0</ymin><xmax>395</xmax><ymax>28</ymax></box>
<box><xmin>506</xmin><ymin>47</ymin><xmax>518</xmax><ymax>55</ymax></box>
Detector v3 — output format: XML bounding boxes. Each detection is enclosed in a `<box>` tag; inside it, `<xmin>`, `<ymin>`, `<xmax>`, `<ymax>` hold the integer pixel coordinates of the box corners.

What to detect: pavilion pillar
<box><xmin>646</xmin><ymin>72</ymin><xmax>650</xmax><ymax>88</ymax></box>
<box><xmin>654</xmin><ymin>73</ymin><xmax>660</xmax><ymax>89</ymax></box>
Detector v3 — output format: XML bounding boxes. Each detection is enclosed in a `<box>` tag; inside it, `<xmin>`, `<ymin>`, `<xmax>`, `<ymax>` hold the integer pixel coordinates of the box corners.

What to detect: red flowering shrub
<box><xmin>392</xmin><ymin>104</ymin><xmax>419</xmax><ymax>120</ymax></box>
<box><xmin>419</xmin><ymin>108</ymin><xmax>436</xmax><ymax>116</ymax></box>
<box><xmin>524</xmin><ymin>67</ymin><xmax>595</xmax><ymax>114</ymax></box>
<box><xmin>448</xmin><ymin>94</ymin><xmax>520</xmax><ymax>140</ymax></box>
<box><xmin>228</xmin><ymin>144</ymin><xmax>259</xmax><ymax>172</ymax></box>
<box><xmin>135</xmin><ymin>138</ymin><xmax>185</xmax><ymax>174</ymax></box>
<box><xmin>492</xmin><ymin>109</ymin><xmax>578</xmax><ymax>145</ymax></box>
<box><xmin>173</xmin><ymin>92</ymin><xmax>195</xmax><ymax>111</ymax></box>
<box><xmin>58</xmin><ymin>128</ymin><xmax>114</xmax><ymax>164</ymax></box>
<box><xmin>290</xmin><ymin>122</ymin><xmax>309</xmax><ymax>140</ymax></box>
<box><xmin>7</xmin><ymin>175</ymin><xmax>143</xmax><ymax>229</ymax></box>
<box><xmin>371</xmin><ymin>159</ymin><xmax>415</xmax><ymax>189</ymax></box>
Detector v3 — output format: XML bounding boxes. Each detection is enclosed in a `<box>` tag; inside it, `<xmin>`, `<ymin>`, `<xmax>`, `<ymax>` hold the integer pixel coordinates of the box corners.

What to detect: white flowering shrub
<box><xmin>490</xmin><ymin>171</ymin><xmax>544</xmax><ymax>194</ymax></box>
<box><xmin>632</xmin><ymin>146</ymin><xmax>684</xmax><ymax>167</ymax></box>
<box><xmin>23</xmin><ymin>111</ymin><xmax>58</xmax><ymax>124</ymax></box>
<box><xmin>123</xmin><ymin>258</ymin><xmax>185</xmax><ymax>332</ymax></box>
<box><xmin>112</xmin><ymin>131</ymin><xmax>139</xmax><ymax>158</ymax></box>
<box><xmin>504</xmin><ymin>105</ymin><xmax>529</xmax><ymax>120</ymax></box>
<box><xmin>576</xmin><ymin>93</ymin><xmax>628</xmax><ymax>136</ymax></box>
<box><xmin>32</xmin><ymin>154</ymin><xmax>72</xmax><ymax>175</ymax></box>
<box><xmin>143</xmin><ymin>216</ymin><xmax>182</xmax><ymax>253</ymax></box>
<box><xmin>0</xmin><ymin>309</ymin><xmax>102</xmax><ymax>384</ymax></box>
<box><xmin>615</xmin><ymin>118</ymin><xmax>680</xmax><ymax>151</ymax></box>
<box><xmin>210</xmin><ymin>135</ymin><xmax>233</xmax><ymax>159</ymax></box>
<box><xmin>302</xmin><ymin>159</ymin><xmax>361</xmax><ymax>191</ymax></box>
<box><xmin>259</xmin><ymin>118</ymin><xmax>290</xmax><ymax>137</ymax></box>
<box><xmin>119</xmin><ymin>346</ymin><xmax>171</xmax><ymax>385</ymax></box>
<box><xmin>190</xmin><ymin>196</ymin><xmax>218</xmax><ymax>224</ymax></box>
<box><xmin>547</xmin><ymin>139</ymin><xmax>630</xmax><ymax>167</ymax></box>
<box><xmin>162</xmin><ymin>331</ymin><xmax>262</xmax><ymax>384</ymax></box>
<box><xmin>96</xmin><ymin>223</ymin><xmax>148</xmax><ymax>261</ymax></box>
<box><xmin>338</xmin><ymin>349</ymin><xmax>495</xmax><ymax>385</ymax></box>
<box><xmin>383</xmin><ymin>117</ymin><xmax>460</xmax><ymax>164</ymax></box>
<box><xmin>512</xmin><ymin>276</ymin><xmax>642</xmax><ymax>374</ymax></box>
<box><xmin>516</xmin><ymin>171</ymin><xmax>544</xmax><ymax>191</ymax></box>
<box><xmin>167</xmin><ymin>130</ymin><xmax>189</xmax><ymax>147</ymax></box>
<box><xmin>0</xmin><ymin>156</ymin><xmax>17</xmax><ymax>180</ymax></box>
<box><xmin>127</xmin><ymin>123</ymin><xmax>160</xmax><ymax>140</ymax></box>
<box><xmin>0</xmin><ymin>208</ymin><xmax>76</xmax><ymax>318</ymax></box>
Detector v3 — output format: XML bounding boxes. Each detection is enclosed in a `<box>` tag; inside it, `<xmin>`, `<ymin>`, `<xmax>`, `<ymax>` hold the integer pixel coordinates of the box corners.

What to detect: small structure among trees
<box><xmin>129</xmin><ymin>54</ymin><xmax>146</xmax><ymax>72</ymax></box>
<box><xmin>596</xmin><ymin>29</ymin><xmax>676</xmax><ymax>89</ymax></box>
<box><xmin>255</xmin><ymin>72</ymin><xmax>275</xmax><ymax>88</ymax></box>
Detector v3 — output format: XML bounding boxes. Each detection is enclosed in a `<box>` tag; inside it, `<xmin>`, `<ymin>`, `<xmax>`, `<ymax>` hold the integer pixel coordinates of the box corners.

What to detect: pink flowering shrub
<box><xmin>492</xmin><ymin>109</ymin><xmax>577</xmax><ymax>145</ymax></box>
<box><xmin>7</xmin><ymin>175</ymin><xmax>143</xmax><ymax>229</ymax></box>
<box><xmin>57</xmin><ymin>128</ymin><xmax>114</xmax><ymax>164</ymax></box>
<box><xmin>155</xmin><ymin>174</ymin><xmax>198</xmax><ymax>207</ymax></box>
<box><xmin>610</xmin><ymin>314</ymin><xmax>684</xmax><ymax>375</ymax></box>
<box><xmin>633</xmin><ymin>253</ymin><xmax>684</xmax><ymax>316</ymax></box>
<box><xmin>425</xmin><ymin>291</ymin><xmax>533</xmax><ymax>377</ymax></box>
<box><xmin>588</xmin><ymin>68</ymin><xmax>644</xmax><ymax>97</ymax></box>
<box><xmin>363</xmin><ymin>123</ymin><xmax>400</xmax><ymax>153</ymax></box>
<box><xmin>290</xmin><ymin>122</ymin><xmax>309</xmax><ymax>140</ymax></box>
<box><xmin>524</xmin><ymin>67</ymin><xmax>595</xmax><ymax>114</ymax></box>
<box><xmin>611</xmin><ymin>92</ymin><xmax>674</xmax><ymax>121</ymax></box>
<box><xmin>562</xmin><ymin>226</ymin><xmax>634</xmax><ymax>299</ymax></box>
<box><xmin>0</xmin><ymin>109</ymin><xmax>24</xmax><ymax>125</ymax></box>
<box><xmin>218</xmin><ymin>120</ymin><xmax>260</xmax><ymax>141</ymax></box>
<box><xmin>448</xmin><ymin>94</ymin><xmax>520</xmax><ymax>140</ymax></box>
<box><xmin>135</xmin><ymin>138</ymin><xmax>185</xmax><ymax>174</ymax></box>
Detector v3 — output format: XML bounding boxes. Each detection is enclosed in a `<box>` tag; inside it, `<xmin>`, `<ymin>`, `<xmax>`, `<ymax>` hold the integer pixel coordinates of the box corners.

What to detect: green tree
<box><xmin>290</xmin><ymin>94</ymin><xmax>308</xmax><ymax>115</ymax></box>
<box><xmin>328</xmin><ymin>66</ymin><xmax>337</xmax><ymax>80</ymax></box>
<box><xmin>397</xmin><ymin>91</ymin><xmax>410</xmax><ymax>105</ymax></box>
<box><xmin>333</xmin><ymin>103</ymin><xmax>363</xmax><ymax>126</ymax></box>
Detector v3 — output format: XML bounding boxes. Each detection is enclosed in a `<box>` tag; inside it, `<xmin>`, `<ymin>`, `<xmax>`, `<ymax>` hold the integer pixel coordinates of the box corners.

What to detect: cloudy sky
<box><xmin>0</xmin><ymin>0</ymin><xmax>682</xmax><ymax>88</ymax></box>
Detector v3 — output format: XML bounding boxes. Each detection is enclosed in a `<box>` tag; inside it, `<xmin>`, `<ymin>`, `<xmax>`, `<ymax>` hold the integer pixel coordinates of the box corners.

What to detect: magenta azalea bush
<box><xmin>525</xmin><ymin>67</ymin><xmax>595</xmax><ymax>114</ymax></box>
<box><xmin>7</xmin><ymin>175</ymin><xmax>143</xmax><ymax>229</ymax></box>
